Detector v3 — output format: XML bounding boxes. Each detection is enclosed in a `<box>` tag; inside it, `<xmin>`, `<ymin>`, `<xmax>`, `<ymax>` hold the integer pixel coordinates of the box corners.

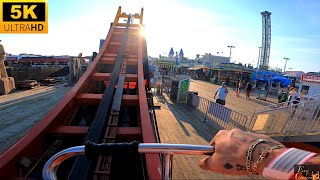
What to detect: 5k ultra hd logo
<box><xmin>0</xmin><ymin>0</ymin><xmax>48</xmax><ymax>33</ymax></box>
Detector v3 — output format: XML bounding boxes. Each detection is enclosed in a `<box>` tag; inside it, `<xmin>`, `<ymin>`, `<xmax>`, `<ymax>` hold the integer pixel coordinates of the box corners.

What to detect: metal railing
<box><xmin>253</xmin><ymin>94</ymin><xmax>320</xmax><ymax>114</ymax></box>
<box><xmin>249</xmin><ymin>98</ymin><xmax>320</xmax><ymax>136</ymax></box>
<box><xmin>188</xmin><ymin>92</ymin><xmax>320</xmax><ymax>136</ymax></box>
<box><xmin>254</xmin><ymin>99</ymin><xmax>305</xmax><ymax>114</ymax></box>
<box><xmin>188</xmin><ymin>92</ymin><xmax>250</xmax><ymax>131</ymax></box>
<box><xmin>43</xmin><ymin>142</ymin><xmax>214</xmax><ymax>180</ymax></box>
<box><xmin>306</xmin><ymin>94</ymin><xmax>320</xmax><ymax>103</ymax></box>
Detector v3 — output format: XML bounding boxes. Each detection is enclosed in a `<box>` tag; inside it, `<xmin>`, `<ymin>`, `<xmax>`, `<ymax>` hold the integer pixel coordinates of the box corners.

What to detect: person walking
<box><xmin>236</xmin><ymin>80</ymin><xmax>242</xmax><ymax>97</ymax></box>
<box><xmin>0</xmin><ymin>40</ymin><xmax>8</xmax><ymax>78</ymax></box>
<box><xmin>288</xmin><ymin>87</ymin><xmax>299</xmax><ymax>106</ymax></box>
<box><xmin>277</xmin><ymin>87</ymin><xmax>285</xmax><ymax>103</ymax></box>
<box><xmin>214</xmin><ymin>82</ymin><xmax>228</xmax><ymax>105</ymax></box>
<box><xmin>288</xmin><ymin>87</ymin><xmax>298</xmax><ymax>102</ymax></box>
<box><xmin>245</xmin><ymin>82</ymin><xmax>253</xmax><ymax>98</ymax></box>
<box><xmin>280</xmin><ymin>90</ymin><xmax>288</xmax><ymax>103</ymax></box>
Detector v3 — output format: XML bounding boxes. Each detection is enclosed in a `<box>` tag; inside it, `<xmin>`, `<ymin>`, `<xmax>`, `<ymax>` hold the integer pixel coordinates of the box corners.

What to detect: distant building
<box><xmin>168</xmin><ymin>48</ymin><xmax>174</xmax><ymax>59</ymax></box>
<box><xmin>298</xmin><ymin>73</ymin><xmax>320</xmax><ymax>101</ymax></box>
<box><xmin>179</xmin><ymin>48</ymin><xmax>184</xmax><ymax>60</ymax></box>
<box><xmin>19</xmin><ymin>57</ymin><xmax>70</xmax><ymax>67</ymax></box>
<box><xmin>284</xmin><ymin>71</ymin><xmax>304</xmax><ymax>78</ymax></box>
<box><xmin>268</xmin><ymin>66</ymin><xmax>282</xmax><ymax>73</ymax></box>
<box><xmin>99</xmin><ymin>39</ymin><xmax>105</xmax><ymax>52</ymax></box>
<box><xmin>198</xmin><ymin>53</ymin><xmax>230</xmax><ymax>67</ymax></box>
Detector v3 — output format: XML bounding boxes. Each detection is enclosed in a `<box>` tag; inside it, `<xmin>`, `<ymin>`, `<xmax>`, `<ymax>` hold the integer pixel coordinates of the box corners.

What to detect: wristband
<box><xmin>262</xmin><ymin>148</ymin><xmax>317</xmax><ymax>180</ymax></box>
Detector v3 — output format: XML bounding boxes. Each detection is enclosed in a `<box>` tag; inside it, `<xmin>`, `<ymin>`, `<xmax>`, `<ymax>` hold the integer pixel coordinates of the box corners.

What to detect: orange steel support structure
<box><xmin>0</xmin><ymin>7</ymin><xmax>161</xmax><ymax>179</ymax></box>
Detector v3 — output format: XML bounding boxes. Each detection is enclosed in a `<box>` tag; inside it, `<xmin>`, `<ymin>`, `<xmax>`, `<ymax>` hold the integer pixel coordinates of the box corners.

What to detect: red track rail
<box><xmin>0</xmin><ymin>7</ymin><xmax>161</xmax><ymax>179</ymax></box>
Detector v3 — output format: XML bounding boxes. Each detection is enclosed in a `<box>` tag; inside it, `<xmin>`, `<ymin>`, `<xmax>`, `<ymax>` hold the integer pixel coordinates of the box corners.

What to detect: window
<box><xmin>301</xmin><ymin>85</ymin><xmax>309</xmax><ymax>94</ymax></box>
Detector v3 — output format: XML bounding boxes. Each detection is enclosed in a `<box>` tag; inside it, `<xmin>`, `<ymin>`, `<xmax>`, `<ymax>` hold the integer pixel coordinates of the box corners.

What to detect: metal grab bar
<box><xmin>306</xmin><ymin>94</ymin><xmax>320</xmax><ymax>103</ymax></box>
<box><xmin>42</xmin><ymin>143</ymin><xmax>214</xmax><ymax>180</ymax></box>
<box><xmin>138</xmin><ymin>143</ymin><xmax>214</xmax><ymax>155</ymax></box>
<box><xmin>42</xmin><ymin>146</ymin><xmax>85</xmax><ymax>180</ymax></box>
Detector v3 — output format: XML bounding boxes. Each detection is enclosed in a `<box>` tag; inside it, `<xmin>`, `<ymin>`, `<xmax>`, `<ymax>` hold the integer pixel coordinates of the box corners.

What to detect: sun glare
<box><xmin>139</xmin><ymin>27</ymin><xmax>145</xmax><ymax>37</ymax></box>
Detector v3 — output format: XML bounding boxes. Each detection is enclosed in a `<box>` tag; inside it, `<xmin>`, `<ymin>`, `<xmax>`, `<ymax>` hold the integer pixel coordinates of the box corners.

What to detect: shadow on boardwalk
<box><xmin>159</xmin><ymin>93</ymin><xmax>222</xmax><ymax>142</ymax></box>
<box><xmin>154</xmin><ymin>93</ymin><xmax>266</xmax><ymax>179</ymax></box>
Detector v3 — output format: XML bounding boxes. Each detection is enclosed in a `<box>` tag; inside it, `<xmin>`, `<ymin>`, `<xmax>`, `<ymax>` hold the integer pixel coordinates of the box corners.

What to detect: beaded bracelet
<box><xmin>251</xmin><ymin>144</ymin><xmax>285</xmax><ymax>175</ymax></box>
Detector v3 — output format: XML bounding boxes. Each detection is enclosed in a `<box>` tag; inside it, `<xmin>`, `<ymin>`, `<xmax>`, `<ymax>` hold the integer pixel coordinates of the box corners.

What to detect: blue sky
<box><xmin>1</xmin><ymin>0</ymin><xmax>320</xmax><ymax>72</ymax></box>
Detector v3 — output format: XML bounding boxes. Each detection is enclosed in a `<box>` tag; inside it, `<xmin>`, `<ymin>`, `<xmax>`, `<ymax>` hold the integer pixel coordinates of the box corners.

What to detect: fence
<box><xmin>249</xmin><ymin>97</ymin><xmax>320</xmax><ymax>136</ymax></box>
<box><xmin>253</xmin><ymin>93</ymin><xmax>320</xmax><ymax>114</ymax></box>
<box><xmin>188</xmin><ymin>91</ymin><xmax>320</xmax><ymax>137</ymax></box>
<box><xmin>188</xmin><ymin>92</ymin><xmax>250</xmax><ymax>131</ymax></box>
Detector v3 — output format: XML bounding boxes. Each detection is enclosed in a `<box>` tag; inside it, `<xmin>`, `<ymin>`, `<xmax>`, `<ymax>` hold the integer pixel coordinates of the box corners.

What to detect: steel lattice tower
<box><xmin>259</xmin><ymin>11</ymin><xmax>271</xmax><ymax>70</ymax></box>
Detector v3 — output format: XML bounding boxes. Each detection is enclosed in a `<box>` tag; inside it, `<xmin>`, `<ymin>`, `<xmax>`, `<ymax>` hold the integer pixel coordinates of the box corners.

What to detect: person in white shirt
<box><xmin>288</xmin><ymin>88</ymin><xmax>298</xmax><ymax>102</ymax></box>
<box><xmin>214</xmin><ymin>82</ymin><xmax>228</xmax><ymax>105</ymax></box>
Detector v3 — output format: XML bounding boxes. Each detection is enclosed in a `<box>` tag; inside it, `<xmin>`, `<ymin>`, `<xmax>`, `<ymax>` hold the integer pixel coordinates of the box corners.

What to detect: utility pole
<box><xmin>227</xmin><ymin>45</ymin><xmax>235</xmax><ymax>58</ymax></box>
<box><xmin>283</xmin><ymin>57</ymin><xmax>290</xmax><ymax>74</ymax></box>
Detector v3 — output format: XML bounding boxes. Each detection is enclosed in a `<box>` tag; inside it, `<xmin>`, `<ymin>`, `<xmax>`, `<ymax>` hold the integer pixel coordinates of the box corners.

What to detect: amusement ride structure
<box><xmin>259</xmin><ymin>11</ymin><xmax>271</xmax><ymax>70</ymax></box>
<box><xmin>0</xmin><ymin>7</ymin><xmax>319</xmax><ymax>180</ymax></box>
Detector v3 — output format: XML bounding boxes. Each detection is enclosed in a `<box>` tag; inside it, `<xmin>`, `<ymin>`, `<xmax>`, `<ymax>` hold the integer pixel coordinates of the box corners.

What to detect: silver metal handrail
<box><xmin>42</xmin><ymin>146</ymin><xmax>85</xmax><ymax>180</ymax></box>
<box><xmin>253</xmin><ymin>99</ymin><xmax>303</xmax><ymax>114</ymax></box>
<box><xmin>42</xmin><ymin>143</ymin><xmax>214</xmax><ymax>180</ymax></box>
<box><xmin>306</xmin><ymin>94</ymin><xmax>320</xmax><ymax>103</ymax></box>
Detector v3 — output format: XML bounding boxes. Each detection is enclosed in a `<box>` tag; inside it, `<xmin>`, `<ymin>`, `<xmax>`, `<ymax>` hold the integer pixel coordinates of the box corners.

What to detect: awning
<box><xmin>188</xmin><ymin>67</ymin><xmax>202</xmax><ymax>70</ymax></box>
<box><xmin>188</xmin><ymin>65</ymin><xmax>209</xmax><ymax>70</ymax></box>
<box><xmin>148</xmin><ymin>65</ymin><xmax>155</xmax><ymax>71</ymax></box>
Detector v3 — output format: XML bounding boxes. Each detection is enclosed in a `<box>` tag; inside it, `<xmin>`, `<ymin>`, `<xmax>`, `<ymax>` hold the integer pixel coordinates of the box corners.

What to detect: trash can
<box><xmin>187</xmin><ymin>91</ymin><xmax>198</xmax><ymax>104</ymax></box>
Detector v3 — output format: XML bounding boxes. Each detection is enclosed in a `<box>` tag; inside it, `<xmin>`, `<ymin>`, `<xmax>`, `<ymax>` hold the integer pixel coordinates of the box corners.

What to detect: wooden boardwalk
<box><xmin>154</xmin><ymin>94</ymin><xmax>265</xmax><ymax>179</ymax></box>
<box><xmin>0</xmin><ymin>84</ymin><xmax>71</xmax><ymax>154</ymax></box>
<box><xmin>189</xmin><ymin>80</ymin><xmax>278</xmax><ymax>118</ymax></box>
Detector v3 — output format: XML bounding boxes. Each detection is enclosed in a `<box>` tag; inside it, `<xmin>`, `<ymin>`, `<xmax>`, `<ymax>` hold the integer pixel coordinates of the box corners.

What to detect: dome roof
<box><xmin>169</xmin><ymin>48</ymin><xmax>174</xmax><ymax>55</ymax></box>
<box><xmin>179</xmin><ymin>48</ymin><xmax>184</xmax><ymax>56</ymax></box>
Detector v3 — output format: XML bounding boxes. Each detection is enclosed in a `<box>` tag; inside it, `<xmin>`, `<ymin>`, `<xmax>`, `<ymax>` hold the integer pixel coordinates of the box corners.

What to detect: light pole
<box><xmin>283</xmin><ymin>57</ymin><xmax>290</xmax><ymax>73</ymax></box>
<box><xmin>227</xmin><ymin>45</ymin><xmax>235</xmax><ymax>58</ymax></box>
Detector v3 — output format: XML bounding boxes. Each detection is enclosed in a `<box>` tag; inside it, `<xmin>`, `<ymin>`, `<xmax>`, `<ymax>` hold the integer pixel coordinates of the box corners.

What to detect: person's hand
<box><xmin>199</xmin><ymin>129</ymin><xmax>287</xmax><ymax>176</ymax></box>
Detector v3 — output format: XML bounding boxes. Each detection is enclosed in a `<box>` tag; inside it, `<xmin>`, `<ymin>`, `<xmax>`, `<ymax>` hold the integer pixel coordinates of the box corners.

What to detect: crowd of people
<box><xmin>213</xmin><ymin>78</ymin><xmax>301</xmax><ymax>107</ymax></box>
<box><xmin>277</xmin><ymin>86</ymin><xmax>301</xmax><ymax>105</ymax></box>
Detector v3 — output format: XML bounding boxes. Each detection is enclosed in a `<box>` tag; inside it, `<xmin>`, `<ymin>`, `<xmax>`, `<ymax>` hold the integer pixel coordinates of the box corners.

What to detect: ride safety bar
<box><xmin>42</xmin><ymin>141</ymin><xmax>215</xmax><ymax>180</ymax></box>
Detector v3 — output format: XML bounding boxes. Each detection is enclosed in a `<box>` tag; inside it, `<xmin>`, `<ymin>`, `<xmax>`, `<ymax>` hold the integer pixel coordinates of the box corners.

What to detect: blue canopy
<box><xmin>253</xmin><ymin>71</ymin><xmax>281</xmax><ymax>82</ymax></box>
<box><xmin>252</xmin><ymin>71</ymin><xmax>292</xmax><ymax>86</ymax></box>
<box><xmin>148</xmin><ymin>65</ymin><xmax>155</xmax><ymax>71</ymax></box>
<box><xmin>272</xmin><ymin>76</ymin><xmax>292</xmax><ymax>87</ymax></box>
